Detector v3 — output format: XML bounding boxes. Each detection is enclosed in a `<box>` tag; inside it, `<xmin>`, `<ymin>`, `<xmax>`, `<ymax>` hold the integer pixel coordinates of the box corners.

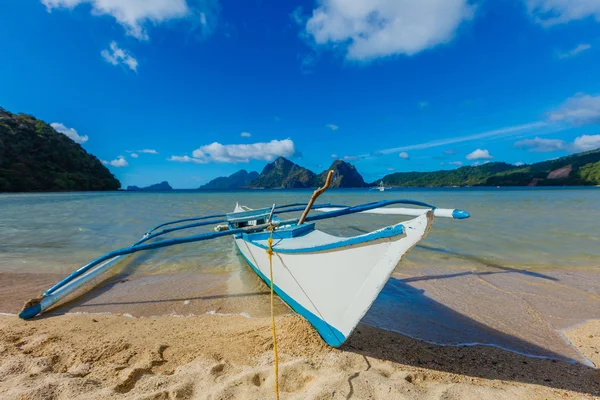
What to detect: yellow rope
<box><xmin>267</xmin><ymin>225</ymin><xmax>280</xmax><ymax>400</ymax></box>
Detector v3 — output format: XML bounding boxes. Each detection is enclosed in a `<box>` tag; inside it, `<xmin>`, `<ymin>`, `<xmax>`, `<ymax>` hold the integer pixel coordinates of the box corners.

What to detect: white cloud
<box><xmin>526</xmin><ymin>0</ymin><xmax>600</xmax><ymax>26</ymax></box>
<box><xmin>547</xmin><ymin>93</ymin><xmax>600</xmax><ymax>126</ymax></box>
<box><xmin>387</xmin><ymin>167</ymin><xmax>395</xmax><ymax>171</ymax></box>
<box><xmin>326</xmin><ymin>124</ymin><xmax>339</xmax><ymax>131</ymax></box>
<box><xmin>50</xmin><ymin>122</ymin><xmax>89</xmax><ymax>144</ymax></box>
<box><xmin>168</xmin><ymin>155</ymin><xmax>207</xmax><ymax>164</ymax></box>
<box><xmin>418</xmin><ymin>101</ymin><xmax>429</xmax><ymax>109</ymax></box>
<box><xmin>343</xmin><ymin>155</ymin><xmax>359</xmax><ymax>161</ymax></box>
<box><xmin>300</xmin><ymin>53</ymin><xmax>318</xmax><ymax>74</ymax></box>
<box><xmin>330</xmin><ymin>154</ymin><xmax>338</xmax><ymax>158</ymax></box>
<box><xmin>387</xmin><ymin>122</ymin><xmax>546</xmax><ymax>154</ymax></box>
<box><xmin>573</xmin><ymin>134</ymin><xmax>600</xmax><ymax>151</ymax></box>
<box><xmin>558</xmin><ymin>43</ymin><xmax>592</xmax><ymax>59</ymax></box>
<box><xmin>102</xmin><ymin>156</ymin><xmax>128</xmax><ymax>167</ymax></box>
<box><xmin>290</xmin><ymin>6</ymin><xmax>305</xmax><ymax>25</ymax></box>
<box><xmin>130</xmin><ymin>153</ymin><xmax>139</xmax><ymax>158</ymax></box>
<box><xmin>515</xmin><ymin>137</ymin><xmax>566</xmax><ymax>152</ymax></box>
<box><xmin>514</xmin><ymin>134</ymin><xmax>600</xmax><ymax>153</ymax></box>
<box><xmin>41</xmin><ymin>0</ymin><xmax>194</xmax><ymax>40</ymax></box>
<box><xmin>466</xmin><ymin>149</ymin><xmax>493</xmax><ymax>160</ymax></box>
<box><xmin>101</xmin><ymin>41</ymin><xmax>138</xmax><ymax>71</ymax></box>
<box><xmin>449</xmin><ymin>161</ymin><xmax>463</xmax><ymax>166</ymax></box>
<box><xmin>173</xmin><ymin>139</ymin><xmax>296</xmax><ymax>164</ymax></box>
<box><xmin>399</xmin><ymin>151</ymin><xmax>409</xmax><ymax>159</ymax></box>
<box><xmin>240</xmin><ymin>132</ymin><xmax>251</xmax><ymax>137</ymax></box>
<box><xmin>127</xmin><ymin>149</ymin><xmax>158</xmax><ymax>154</ymax></box>
<box><xmin>304</xmin><ymin>0</ymin><xmax>475</xmax><ymax>61</ymax></box>
<box><xmin>515</xmin><ymin>162</ymin><xmax>525</xmax><ymax>166</ymax></box>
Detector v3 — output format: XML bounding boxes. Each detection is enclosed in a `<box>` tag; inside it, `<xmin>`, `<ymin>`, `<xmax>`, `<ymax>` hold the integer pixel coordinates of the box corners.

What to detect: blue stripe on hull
<box><xmin>247</xmin><ymin>224</ymin><xmax>404</xmax><ymax>254</ymax></box>
<box><xmin>234</xmin><ymin>240</ymin><xmax>347</xmax><ymax>347</ymax></box>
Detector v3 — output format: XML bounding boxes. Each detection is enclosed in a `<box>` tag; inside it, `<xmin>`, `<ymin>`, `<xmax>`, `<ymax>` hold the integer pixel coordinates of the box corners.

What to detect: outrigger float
<box><xmin>19</xmin><ymin>172</ymin><xmax>469</xmax><ymax>347</ymax></box>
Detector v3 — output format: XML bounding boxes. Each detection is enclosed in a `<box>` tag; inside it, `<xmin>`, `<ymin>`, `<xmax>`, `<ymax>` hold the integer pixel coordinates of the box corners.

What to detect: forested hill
<box><xmin>380</xmin><ymin>149</ymin><xmax>600</xmax><ymax>187</ymax></box>
<box><xmin>0</xmin><ymin>107</ymin><xmax>120</xmax><ymax>192</ymax></box>
<box><xmin>198</xmin><ymin>170</ymin><xmax>259</xmax><ymax>189</ymax></box>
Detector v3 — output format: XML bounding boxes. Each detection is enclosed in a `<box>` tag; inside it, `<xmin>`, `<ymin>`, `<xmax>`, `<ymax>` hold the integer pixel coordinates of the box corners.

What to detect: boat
<box><xmin>19</xmin><ymin>172</ymin><xmax>469</xmax><ymax>347</ymax></box>
<box><xmin>376</xmin><ymin>180</ymin><xmax>386</xmax><ymax>191</ymax></box>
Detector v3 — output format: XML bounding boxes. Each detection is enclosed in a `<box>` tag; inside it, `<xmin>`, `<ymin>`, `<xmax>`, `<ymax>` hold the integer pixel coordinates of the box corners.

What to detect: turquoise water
<box><xmin>1</xmin><ymin>188</ymin><xmax>599</xmax><ymax>364</ymax></box>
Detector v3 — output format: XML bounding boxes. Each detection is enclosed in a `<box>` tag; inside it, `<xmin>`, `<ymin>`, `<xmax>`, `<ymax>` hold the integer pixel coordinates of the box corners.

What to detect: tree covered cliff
<box><xmin>0</xmin><ymin>107</ymin><xmax>120</xmax><ymax>192</ymax></box>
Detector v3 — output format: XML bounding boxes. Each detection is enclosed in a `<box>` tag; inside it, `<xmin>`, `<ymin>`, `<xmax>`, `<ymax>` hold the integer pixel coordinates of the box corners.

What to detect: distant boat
<box><xmin>371</xmin><ymin>180</ymin><xmax>387</xmax><ymax>192</ymax></box>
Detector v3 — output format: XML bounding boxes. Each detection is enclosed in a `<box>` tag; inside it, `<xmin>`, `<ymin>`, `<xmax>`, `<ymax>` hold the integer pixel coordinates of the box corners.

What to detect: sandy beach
<box><xmin>1</xmin><ymin>313</ymin><xmax>598</xmax><ymax>400</ymax></box>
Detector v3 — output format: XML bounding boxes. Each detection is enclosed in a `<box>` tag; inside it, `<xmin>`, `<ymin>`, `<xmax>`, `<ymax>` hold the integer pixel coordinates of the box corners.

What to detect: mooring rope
<box><xmin>267</xmin><ymin>224</ymin><xmax>280</xmax><ymax>400</ymax></box>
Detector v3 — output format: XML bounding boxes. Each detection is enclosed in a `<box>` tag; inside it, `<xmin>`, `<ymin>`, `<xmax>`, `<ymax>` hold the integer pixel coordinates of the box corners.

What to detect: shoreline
<box><xmin>3</xmin><ymin>267</ymin><xmax>600</xmax><ymax>368</ymax></box>
<box><xmin>1</xmin><ymin>313</ymin><xmax>598</xmax><ymax>399</ymax></box>
<box><xmin>5</xmin><ymin>309</ymin><xmax>598</xmax><ymax>369</ymax></box>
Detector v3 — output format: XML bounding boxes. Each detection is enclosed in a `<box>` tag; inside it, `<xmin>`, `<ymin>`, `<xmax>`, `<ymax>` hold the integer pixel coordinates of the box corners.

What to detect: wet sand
<box><xmin>2</xmin><ymin>261</ymin><xmax>599</xmax><ymax>367</ymax></box>
<box><xmin>1</xmin><ymin>313</ymin><xmax>598</xmax><ymax>399</ymax></box>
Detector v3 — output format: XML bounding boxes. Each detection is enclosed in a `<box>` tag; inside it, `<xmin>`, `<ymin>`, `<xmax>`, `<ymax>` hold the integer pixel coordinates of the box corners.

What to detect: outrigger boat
<box><xmin>19</xmin><ymin>172</ymin><xmax>469</xmax><ymax>347</ymax></box>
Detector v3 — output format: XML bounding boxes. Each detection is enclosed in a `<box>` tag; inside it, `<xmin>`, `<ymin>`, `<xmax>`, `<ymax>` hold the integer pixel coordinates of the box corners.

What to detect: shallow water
<box><xmin>1</xmin><ymin>188</ymin><xmax>599</xmax><ymax>364</ymax></box>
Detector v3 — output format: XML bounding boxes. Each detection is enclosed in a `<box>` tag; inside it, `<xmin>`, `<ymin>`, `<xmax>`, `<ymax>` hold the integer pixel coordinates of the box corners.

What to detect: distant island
<box><xmin>199</xmin><ymin>170</ymin><xmax>259</xmax><ymax>190</ymax></box>
<box><xmin>198</xmin><ymin>150</ymin><xmax>600</xmax><ymax>189</ymax></box>
<box><xmin>0</xmin><ymin>106</ymin><xmax>120</xmax><ymax>192</ymax></box>
<box><xmin>379</xmin><ymin>149</ymin><xmax>600</xmax><ymax>187</ymax></box>
<box><xmin>126</xmin><ymin>181</ymin><xmax>173</xmax><ymax>191</ymax></box>
<box><xmin>198</xmin><ymin>158</ymin><xmax>368</xmax><ymax>189</ymax></box>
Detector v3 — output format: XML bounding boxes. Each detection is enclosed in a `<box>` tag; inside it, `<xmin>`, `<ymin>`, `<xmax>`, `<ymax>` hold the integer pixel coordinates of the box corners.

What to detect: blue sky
<box><xmin>1</xmin><ymin>0</ymin><xmax>600</xmax><ymax>188</ymax></box>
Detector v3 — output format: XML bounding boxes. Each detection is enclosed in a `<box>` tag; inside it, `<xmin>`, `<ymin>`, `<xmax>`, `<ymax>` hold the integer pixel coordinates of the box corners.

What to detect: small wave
<box><xmin>55</xmin><ymin>311</ymin><xmax>112</xmax><ymax>316</ymax></box>
<box><xmin>369</xmin><ymin>324</ymin><xmax>595</xmax><ymax>368</ymax></box>
<box><xmin>556</xmin><ymin>318</ymin><xmax>600</xmax><ymax>368</ymax></box>
<box><xmin>206</xmin><ymin>310</ymin><xmax>252</xmax><ymax>318</ymax></box>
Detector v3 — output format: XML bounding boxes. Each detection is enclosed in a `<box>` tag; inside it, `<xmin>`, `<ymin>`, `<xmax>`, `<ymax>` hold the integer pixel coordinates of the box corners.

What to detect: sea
<box><xmin>1</xmin><ymin>188</ymin><xmax>599</xmax><ymax>365</ymax></box>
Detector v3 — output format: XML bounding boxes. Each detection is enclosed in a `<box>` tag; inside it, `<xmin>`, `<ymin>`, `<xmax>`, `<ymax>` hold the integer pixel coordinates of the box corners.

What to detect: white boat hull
<box><xmin>234</xmin><ymin>211</ymin><xmax>433</xmax><ymax>346</ymax></box>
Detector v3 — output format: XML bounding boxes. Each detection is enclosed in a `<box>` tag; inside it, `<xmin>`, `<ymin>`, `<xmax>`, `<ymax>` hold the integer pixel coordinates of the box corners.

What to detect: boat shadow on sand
<box><xmin>343</xmin><ymin>276</ymin><xmax>599</xmax><ymax>397</ymax></box>
<box><xmin>26</xmin><ymin>246</ymin><xmax>599</xmax><ymax>397</ymax></box>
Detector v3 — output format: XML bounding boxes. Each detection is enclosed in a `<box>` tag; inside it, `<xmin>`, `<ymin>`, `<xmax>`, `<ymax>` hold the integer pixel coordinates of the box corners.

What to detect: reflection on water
<box><xmin>1</xmin><ymin>188</ymin><xmax>599</xmax><ymax>364</ymax></box>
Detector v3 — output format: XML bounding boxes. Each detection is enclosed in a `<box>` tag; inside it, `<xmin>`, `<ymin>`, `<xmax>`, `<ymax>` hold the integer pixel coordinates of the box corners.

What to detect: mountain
<box><xmin>0</xmin><ymin>106</ymin><xmax>120</xmax><ymax>192</ymax></box>
<box><xmin>198</xmin><ymin>169</ymin><xmax>259</xmax><ymax>189</ymax></box>
<box><xmin>316</xmin><ymin>160</ymin><xmax>366</xmax><ymax>188</ymax></box>
<box><xmin>379</xmin><ymin>149</ymin><xmax>600</xmax><ymax>187</ymax></box>
<box><xmin>126</xmin><ymin>181</ymin><xmax>172</xmax><ymax>191</ymax></box>
<box><xmin>247</xmin><ymin>157</ymin><xmax>316</xmax><ymax>188</ymax></box>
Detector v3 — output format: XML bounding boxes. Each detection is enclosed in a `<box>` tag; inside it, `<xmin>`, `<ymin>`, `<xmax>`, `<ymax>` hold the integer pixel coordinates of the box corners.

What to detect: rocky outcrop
<box><xmin>317</xmin><ymin>160</ymin><xmax>366</xmax><ymax>188</ymax></box>
<box><xmin>247</xmin><ymin>157</ymin><xmax>316</xmax><ymax>188</ymax></box>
